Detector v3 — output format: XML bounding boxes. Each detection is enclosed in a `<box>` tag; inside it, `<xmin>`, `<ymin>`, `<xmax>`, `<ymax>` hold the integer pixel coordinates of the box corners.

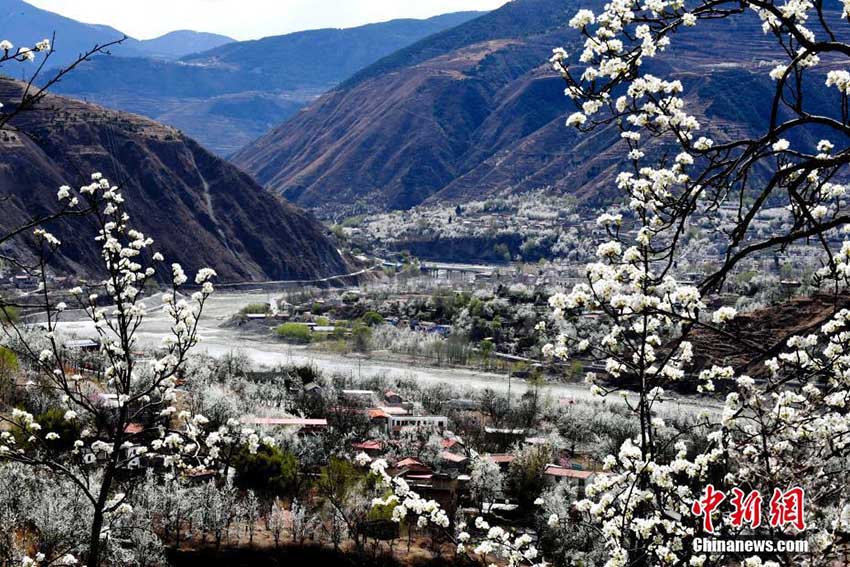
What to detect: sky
<box><xmin>25</xmin><ymin>0</ymin><xmax>508</xmax><ymax>41</ymax></box>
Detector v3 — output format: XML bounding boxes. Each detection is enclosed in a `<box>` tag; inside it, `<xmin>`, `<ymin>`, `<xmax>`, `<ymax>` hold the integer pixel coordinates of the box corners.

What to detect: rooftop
<box><xmin>243</xmin><ymin>417</ymin><xmax>328</xmax><ymax>427</ymax></box>
<box><xmin>543</xmin><ymin>464</ymin><xmax>594</xmax><ymax>480</ymax></box>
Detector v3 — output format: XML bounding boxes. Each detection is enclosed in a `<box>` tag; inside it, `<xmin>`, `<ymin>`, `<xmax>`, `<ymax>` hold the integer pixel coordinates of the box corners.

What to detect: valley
<box><xmin>47</xmin><ymin>285</ymin><xmax>719</xmax><ymax>416</ymax></box>
<box><xmin>0</xmin><ymin>0</ymin><xmax>849</xmax><ymax>565</ymax></box>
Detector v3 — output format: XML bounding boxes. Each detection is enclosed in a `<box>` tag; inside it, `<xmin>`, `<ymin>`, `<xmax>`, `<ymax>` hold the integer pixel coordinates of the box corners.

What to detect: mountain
<box><xmin>0</xmin><ymin>0</ymin><xmax>232</xmax><ymax>67</ymax></box>
<box><xmin>46</xmin><ymin>11</ymin><xmax>485</xmax><ymax>155</ymax></box>
<box><xmin>136</xmin><ymin>30</ymin><xmax>234</xmax><ymax>60</ymax></box>
<box><xmin>0</xmin><ymin>79</ymin><xmax>350</xmax><ymax>282</ymax></box>
<box><xmin>180</xmin><ymin>12</ymin><xmax>487</xmax><ymax>90</ymax></box>
<box><xmin>229</xmin><ymin>0</ymin><xmax>583</xmax><ymax>213</ymax></box>
<box><xmin>231</xmin><ymin>0</ymin><xmax>844</xmax><ymax>217</ymax></box>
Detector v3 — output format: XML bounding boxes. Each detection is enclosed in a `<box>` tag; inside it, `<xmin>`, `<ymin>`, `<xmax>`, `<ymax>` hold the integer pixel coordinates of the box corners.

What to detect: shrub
<box><xmin>312</xmin><ymin>302</ymin><xmax>332</xmax><ymax>316</ymax></box>
<box><xmin>239</xmin><ymin>303</ymin><xmax>270</xmax><ymax>315</ymax></box>
<box><xmin>232</xmin><ymin>445</ymin><xmax>301</xmax><ymax>497</ymax></box>
<box><xmin>289</xmin><ymin>364</ymin><xmax>320</xmax><ymax>385</ymax></box>
<box><xmin>360</xmin><ymin>311</ymin><xmax>384</xmax><ymax>327</ymax></box>
<box><xmin>13</xmin><ymin>408</ymin><xmax>82</xmax><ymax>453</ymax></box>
<box><xmin>0</xmin><ymin>346</ymin><xmax>18</xmax><ymax>376</ymax></box>
<box><xmin>506</xmin><ymin>445</ymin><xmax>551</xmax><ymax>509</ymax></box>
<box><xmin>352</xmin><ymin>324</ymin><xmax>372</xmax><ymax>353</ymax></box>
<box><xmin>0</xmin><ymin>306</ymin><xmax>20</xmax><ymax>325</ymax></box>
<box><xmin>275</xmin><ymin>323</ymin><xmax>312</xmax><ymax>344</ymax></box>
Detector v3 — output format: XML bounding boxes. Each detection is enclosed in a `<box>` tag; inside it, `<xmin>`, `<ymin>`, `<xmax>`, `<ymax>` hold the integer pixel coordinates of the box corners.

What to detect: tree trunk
<box><xmin>87</xmin><ymin>460</ymin><xmax>116</xmax><ymax>567</ymax></box>
<box><xmin>87</xmin><ymin>505</ymin><xmax>105</xmax><ymax>567</ymax></box>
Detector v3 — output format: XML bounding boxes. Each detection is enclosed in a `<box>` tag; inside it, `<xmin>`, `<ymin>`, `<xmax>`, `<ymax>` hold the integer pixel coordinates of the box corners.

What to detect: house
<box><xmin>352</xmin><ymin>440</ymin><xmax>383</xmax><ymax>456</ymax></box>
<box><xmin>403</xmin><ymin>471</ymin><xmax>464</xmax><ymax>524</ymax></box>
<box><xmin>122</xmin><ymin>444</ymin><xmax>147</xmax><ymax>470</ymax></box>
<box><xmin>242</xmin><ymin>417</ymin><xmax>328</xmax><ymax>432</ymax></box>
<box><xmin>387</xmin><ymin>415</ymin><xmax>448</xmax><ymax>435</ymax></box>
<box><xmin>440</xmin><ymin>451</ymin><xmax>468</xmax><ymax>471</ymax></box>
<box><xmin>484</xmin><ymin>453</ymin><xmax>515</xmax><ymax>471</ymax></box>
<box><xmin>543</xmin><ymin>464</ymin><xmax>597</xmax><ymax>496</ymax></box>
<box><xmin>12</xmin><ymin>274</ymin><xmax>36</xmax><ymax>289</ymax></box>
<box><xmin>368</xmin><ymin>408</ymin><xmax>391</xmax><ymax>426</ymax></box>
<box><xmin>64</xmin><ymin>338</ymin><xmax>99</xmax><ymax>352</ymax></box>
<box><xmin>378</xmin><ymin>405</ymin><xmax>408</xmax><ymax>416</ymax></box>
<box><xmin>384</xmin><ymin>390</ymin><xmax>403</xmax><ymax>405</ymax></box>
<box><xmin>124</xmin><ymin>423</ymin><xmax>145</xmax><ymax>435</ymax></box>
<box><xmin>394</xmin><ymin>458</ymin><xmax>432</xmax><ymax>477</ymax></box>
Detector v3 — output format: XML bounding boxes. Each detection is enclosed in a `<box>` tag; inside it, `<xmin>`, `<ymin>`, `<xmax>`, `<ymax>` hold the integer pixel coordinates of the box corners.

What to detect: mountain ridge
<box><xmin>45</xmin><ymin>10</ymin><xmax>484</xmax><ymax>155</ymax></box>
<box><xmin>0</xmin><ymin>0</ymin><xmax>236</xmax><ymax>66</ymax></box>
<box><xmin>138</xmin><ymin>30</ymin><xmax>235</xmax><ymax>59</ymax></box>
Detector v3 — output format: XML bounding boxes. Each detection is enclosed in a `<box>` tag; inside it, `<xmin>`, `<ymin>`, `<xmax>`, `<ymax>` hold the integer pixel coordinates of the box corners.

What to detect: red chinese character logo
<box><xmin>729</xmin><ymin>488</ymin><xmax>762</xmax><ymax>528</ymax></box>
<box><xmin>768</xmin><ymin>487</ymin><xmax>806</xmax><ymax>531</ymax></box>
<box><xmin>692</xmin><ymin>484</ymin><xmax>726</xmax><ymax>534</ymax></box>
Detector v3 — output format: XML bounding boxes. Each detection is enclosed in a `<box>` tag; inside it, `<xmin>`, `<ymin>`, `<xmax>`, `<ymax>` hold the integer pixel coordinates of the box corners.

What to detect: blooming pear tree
<box><xmin>358</xmin><ymin>2</ymin><xmax>850</xmax><ymax>566</ymax></box>
<box><xmin>369</xmin><ymin>458</ymin><xmax>544</xmax><ymax>566</ymax></box>
<box><xmin>537</xmin><ymin>0</ymin><xmax>850</xmax><ymax>565</ymax></box>
<box><xmin>0</xmin><ymin>174</ymin><xmax>271</xmax><ymax>566</ymax></box>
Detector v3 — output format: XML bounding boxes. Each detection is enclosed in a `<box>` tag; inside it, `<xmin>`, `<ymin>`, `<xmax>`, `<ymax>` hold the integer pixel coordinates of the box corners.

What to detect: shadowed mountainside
<box><xmin>0</xmin><ymin>79</ymin><xmax>350</xmax><ymax>282</ymax></box>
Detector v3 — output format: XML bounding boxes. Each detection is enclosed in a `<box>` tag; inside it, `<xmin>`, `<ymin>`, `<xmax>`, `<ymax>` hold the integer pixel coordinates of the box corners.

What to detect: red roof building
<box><xmin>352</xmin><ymin>440</ymin><xmax>383</xmax><ymax>452</ymax></box>
<box><xmin>440</xmin><ymin>451</ymin><xmax>468</xmax><ymax>464</ymax></box>
<box><xmin>384</xmin><ymin>390</ymin><xmax>403</xmax><ymax>405</ymax></box>
<box><xmin>368</xmin><ymin>409</ymin><xmax>390</xmax><ymax>420</ymax></box>
<box><xmin>395</xmin><ymin>457</ymin><xmax>426</xmax><ymax>469</ymax></box>
<box><xmin>543</xmin><ymin>464</ymin><xmax>595</xmax><ymax>480</ymax></box>
<box><xmin>485</xmin><ymin>453</ymin><xmax>515</xmax><ymax>465</ymax></box>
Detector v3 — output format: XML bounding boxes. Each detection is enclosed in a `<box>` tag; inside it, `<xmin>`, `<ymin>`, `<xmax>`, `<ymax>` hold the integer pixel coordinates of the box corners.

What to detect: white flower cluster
<box><xmin>540</xmin><ymin>0</ymin><xmax>850</xmax><ymax>562</ymax></box>
<box><xmin>368</xmin><ymin>459</ymin><xmax>543</xmax><ymax>566</ymax></box>
<box><xmin>0</xmin><ymin>37</ymin><xmax>50</xmax><ymax>62</ymax></box>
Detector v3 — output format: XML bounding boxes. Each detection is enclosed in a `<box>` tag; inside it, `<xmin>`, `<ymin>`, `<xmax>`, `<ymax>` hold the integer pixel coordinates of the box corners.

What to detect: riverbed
<box><xmin>52</xmin><ymin>290</ymin><xmax>718</xmax><ymax>414</ymax></box>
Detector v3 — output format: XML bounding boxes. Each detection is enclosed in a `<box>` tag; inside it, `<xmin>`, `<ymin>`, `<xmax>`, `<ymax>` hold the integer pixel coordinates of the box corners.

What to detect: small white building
<box><xmin>388</xmin><ymin>415</ymin><xmax>448</xmax><ymax>434</ymax></box>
